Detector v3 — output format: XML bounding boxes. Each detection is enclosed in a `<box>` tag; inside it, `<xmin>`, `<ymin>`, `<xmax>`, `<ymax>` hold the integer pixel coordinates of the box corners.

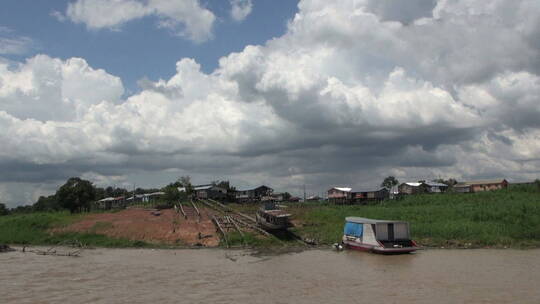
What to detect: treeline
<box><xmin>0</xmin><ymin>176</ymin><xmax>201</xmax><ymax>215</ymax></box>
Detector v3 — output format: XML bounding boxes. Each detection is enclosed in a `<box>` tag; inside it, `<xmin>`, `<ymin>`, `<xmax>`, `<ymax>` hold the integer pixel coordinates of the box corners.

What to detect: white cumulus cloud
<box><xmin>230</xmin><ymin>0</ymin><xmax>253</xmax><ymax>22</ymax></box>
<box><xmin>62</xmin><ymin>0</ymin><xmax>216</xmax><ymax>42</ymax></box>
<box><xmin>2</xmin><ymin>0</ymin><xmax>540</xmax><ymax>207</ymax></box>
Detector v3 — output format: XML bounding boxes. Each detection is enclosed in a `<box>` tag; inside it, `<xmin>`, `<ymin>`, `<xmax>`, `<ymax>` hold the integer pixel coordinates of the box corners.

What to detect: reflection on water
<box><xmin>2</xmin><ymin>247</ymin><xmax>540</xmax><ymax>303</ymax></box>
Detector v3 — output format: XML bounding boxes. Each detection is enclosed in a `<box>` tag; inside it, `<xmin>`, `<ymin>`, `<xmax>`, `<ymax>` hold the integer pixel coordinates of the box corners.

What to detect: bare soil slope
<box><xmin>58</xmin><ymin>207</ymin><xmax>220</xmax><ymax>247</ymax></box>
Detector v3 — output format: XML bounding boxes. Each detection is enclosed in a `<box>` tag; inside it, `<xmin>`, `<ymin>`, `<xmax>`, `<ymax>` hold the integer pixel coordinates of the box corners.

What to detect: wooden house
<box><xmin>95</xmin><ymin>196</ymin><xmax>126</xmax><ymax>209</ymax></box>
<box><xmin>399</xmin><ymin>181</ymin><xmax>449</xmax><ymax>195</ymax></box>
<box><xmin>454</xmin><ymin>179</ymin><xmax>508</xmax><ymax>193</ymax></box>
<box><xmin>423</xmin><ymin>181</ymin><xmax>449</xmax><ymax>193</ymax></box>
<box><xmin>352</xmin><ymin>188</ymin><xmax>389</xmax><ymax>203</ymax></box>
<box><xmin>235</xmin><ymin>185</ymin><xmax>274</xmax><ymax>203</ymax></box>
<box><xmin>328</xmin><ymin>187</ymin><xmax>353</xmax><ymax>204</ymax></box>
<box><xmin>398</xmin><ymin>182</ymin><xmax>427</xmax><ymax>195</ymax></box>
<box><xmin>193</xmin><ymin>184</ymin><xmax>227</xmax><ymax>200</ymax></box>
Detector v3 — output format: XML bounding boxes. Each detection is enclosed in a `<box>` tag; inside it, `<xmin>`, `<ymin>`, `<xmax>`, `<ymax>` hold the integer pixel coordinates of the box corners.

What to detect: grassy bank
<box><xmin>2</xmin><ymin>185</ymin><xmax>539</xmax><ymax>249</ymax></box>
<box><xmin>0</xmin><ymin>211</ymin><xmax>151</xmax><ymax>248</ymax></box>
<box><xmin>285</xmin><ymin>185</ymin><xmax>540</xmax><ymax>248</ymax></box>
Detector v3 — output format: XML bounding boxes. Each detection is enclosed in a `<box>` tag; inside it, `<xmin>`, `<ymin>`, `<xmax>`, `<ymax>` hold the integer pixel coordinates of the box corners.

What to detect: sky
<box><xmin>0</xmin><ymin>0</ymin><xmax>539</xmax><ymax>207</ymax></box>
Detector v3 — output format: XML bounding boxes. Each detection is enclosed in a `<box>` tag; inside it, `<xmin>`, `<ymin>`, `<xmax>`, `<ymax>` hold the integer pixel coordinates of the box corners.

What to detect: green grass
<box><xmin>2</xmin><ymin>185</ymin><xmax>539</xmax><ymax>249</ymax></box>
<box><xmin>288</xmin><ymin>185</ymin><xmax>540</xmax><ymax>248</ymax></box>
<box><xmin>0</xmin><ymin>211</ymin><xmax>150</xmax><ymax>248</ymax></box>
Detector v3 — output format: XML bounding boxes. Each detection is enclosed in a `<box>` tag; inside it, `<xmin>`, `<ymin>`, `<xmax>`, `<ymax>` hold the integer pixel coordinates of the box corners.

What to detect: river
<box><xmin>1</xmin><ymin>247</ymin><xmax>539</xmax><ymax>303</ymax></box>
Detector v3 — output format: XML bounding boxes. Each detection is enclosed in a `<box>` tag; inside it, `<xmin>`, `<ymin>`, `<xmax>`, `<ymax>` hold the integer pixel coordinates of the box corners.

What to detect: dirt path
<box><xmin>57</xmin><ymin>207</ymin><xmax>220</xmax><ymax>247</ymax></box>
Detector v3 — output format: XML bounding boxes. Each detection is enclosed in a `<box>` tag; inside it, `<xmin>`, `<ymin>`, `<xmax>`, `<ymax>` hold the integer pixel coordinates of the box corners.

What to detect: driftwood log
<box><xmin>0</xmin><ymin>244</ymin><xmax>14</xmax><ymax>253</ymax></box>
<box><xmin>21</xmin><ymin>240</ymin><xmax>85</xmax><ymax>257</ymax></box>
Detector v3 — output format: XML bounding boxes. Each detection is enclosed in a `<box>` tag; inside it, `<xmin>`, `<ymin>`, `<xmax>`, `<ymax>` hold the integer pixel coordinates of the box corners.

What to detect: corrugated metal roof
<box><xmin>352</xmin><ymin>188</ymin><xmax>386</xmax><ymax>193</ymax></box>
<box><xmin>145</xmin><ymin>192</ymin><xmax>165</xmax><ymax>196</ymax></box>
<box><xmin>424</xmin><ymin>182</ymin><xmax>448</xmax><ymax>187</ymax></box>
<box><xmin>331</xmin><ymin>187</ymin><xmax>352</xmax><ymax>192</ymax></box>
<box><xmin>98</xmin><ymin>197</ymin><xmax>115</xmax><ymax>202</ymax></box>
<box><xmin>345</xmin><ymin>217</ymin><xmax>408</xmax><ymax>224</ymax></box>
<box><xmin>194</xmin><ymin>185</ymin><xmax>213</xmax><ymax>190</ymax></box>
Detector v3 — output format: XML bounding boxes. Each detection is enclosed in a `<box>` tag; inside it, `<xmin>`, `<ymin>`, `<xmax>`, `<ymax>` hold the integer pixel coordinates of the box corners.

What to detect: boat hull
<box><xmin>343</xmin><ymin>239</ymin><xmax>418</xmax><ymax>254</ymax></box>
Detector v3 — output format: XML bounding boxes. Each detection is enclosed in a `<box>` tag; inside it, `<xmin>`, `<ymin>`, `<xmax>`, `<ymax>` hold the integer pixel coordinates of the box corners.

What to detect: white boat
<box><xmin>342</xmin><ymin>217</ymin><xmax>419</xmax><ymax>254</ymax></box>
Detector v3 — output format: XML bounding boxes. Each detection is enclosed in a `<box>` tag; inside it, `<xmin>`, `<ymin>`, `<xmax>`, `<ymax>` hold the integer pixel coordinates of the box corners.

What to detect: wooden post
<box><xmin>212</xmin><ymin>216</ymin><xmax>229</xmax><ymax>248</ymax></box>
<box><xmin>191</xmin><ymin>200</ymin><xmax>200</xmax><ymax>216</ymax></box>
<box><xmin>179</xmin><ymin>203</ymin><xmax>187</xmax><ymax>219</ymax></box>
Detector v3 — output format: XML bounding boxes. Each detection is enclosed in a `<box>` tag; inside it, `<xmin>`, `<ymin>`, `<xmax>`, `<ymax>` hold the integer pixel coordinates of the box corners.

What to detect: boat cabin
<box><xmin>343</xmin><ymin>217</ymin><xmax>417</xmax><ymax>253</ymax></box>
<box><xmin>256</xmin><ymin>201</ymin><xmax>292</xmax><ymax>230</ymax></box>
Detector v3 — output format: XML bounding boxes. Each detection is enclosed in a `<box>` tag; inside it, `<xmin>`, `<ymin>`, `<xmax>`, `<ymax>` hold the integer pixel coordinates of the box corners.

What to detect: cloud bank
<box><xmin>1</xmin><ymin>0</ymin><xmax>540</xmax><ymax>207</ymax></box>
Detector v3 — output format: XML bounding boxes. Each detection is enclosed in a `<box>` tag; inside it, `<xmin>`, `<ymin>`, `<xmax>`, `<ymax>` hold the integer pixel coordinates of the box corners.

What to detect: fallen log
<box><xmin>0</xmin><ymin>244</ymin><xmax>14</xmax><ymax>253</ymax></box>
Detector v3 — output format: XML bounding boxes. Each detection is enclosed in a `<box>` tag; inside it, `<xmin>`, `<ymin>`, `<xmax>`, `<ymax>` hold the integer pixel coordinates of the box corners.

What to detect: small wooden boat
<box><xmin>342</xmin><ymin>217</ymin><xmax>418</xmax><ymax>254</ymax></box>
<box><xmin>256</xmin><ymin>202</ymin><xmax>292</xmax><ymax>230</ymax></box>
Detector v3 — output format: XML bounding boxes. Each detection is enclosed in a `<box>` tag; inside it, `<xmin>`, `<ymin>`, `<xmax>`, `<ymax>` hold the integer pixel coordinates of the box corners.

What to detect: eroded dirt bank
<box><xmin>56</xmin><ymin>207</ymin><xmax>220</xmax><ymax>247</ymax></box>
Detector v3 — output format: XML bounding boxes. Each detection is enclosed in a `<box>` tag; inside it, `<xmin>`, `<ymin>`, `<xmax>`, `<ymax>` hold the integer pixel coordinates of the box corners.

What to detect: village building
<box><xmin>398</xmin><ymin>182</ymin><xmax>427</xmax><ymax>195</ymax></box>
<box><xmin>126</xmin><ymin>192</ymin><xmax>165</xmax><ymax>204</ymax></box>
<box><xmin>265</xmin><ymin>192</ymin><xmax>292</xmax><ymax>202</ymax></box>
<box><xmin>352</xmin><ymin>188</ymin><xmax>389</xmax><ymax>203</ymax></box>
<box><xmin>423</xmin><ymin>181</ymin><xmax>449</xmax><ymax>193</ymax></box>
<box><xmin>454</xmin><ymin>179</ymin><xmax>508</xmax><ymax>193</ymax></box>
<box><xmin>306</xmin><ymin>195</ymin><xmax>322</xmax><ymax>201</ymax></box>
<box><xmin>328</xmin><ymin>187</ymin><xmax>353</xmax><ymax>204</ymax></box>
<box><xmin>398</xmin><ymin>181</ymin><xmax>448</xmax><ymax>195</ymax></box>
<box><xmin>94</xmin><ymin>196</ymin><xmax>126</xmax><ymax>209</ymax></box>
<box><xmin>193</xmin><ymin>184</ymin><xmax>227</xmax><ymax>200</ymax></box>
<box><xmin>235</xmin><ymin>185</ymin><xmax>274</xmax><ymax>203</ymax></box>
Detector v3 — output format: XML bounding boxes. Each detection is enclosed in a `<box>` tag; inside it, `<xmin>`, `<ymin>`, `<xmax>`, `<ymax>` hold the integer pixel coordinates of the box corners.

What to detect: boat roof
<box><xmin>263</xmin><ymin>210</ymin><xmax>291</xmax><ymax>218</ymax></box>
<box><xmin>345</xmin><ymin>217</ymin><xmax>409</xmax><ymax>224</ymax></box>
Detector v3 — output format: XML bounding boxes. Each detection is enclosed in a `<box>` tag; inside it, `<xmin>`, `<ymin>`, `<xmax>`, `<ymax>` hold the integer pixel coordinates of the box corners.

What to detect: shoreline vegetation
<box><xmin>1</xmin><ymin>184</ymin><xmax>539</xmax><ymax>250</ymax></box>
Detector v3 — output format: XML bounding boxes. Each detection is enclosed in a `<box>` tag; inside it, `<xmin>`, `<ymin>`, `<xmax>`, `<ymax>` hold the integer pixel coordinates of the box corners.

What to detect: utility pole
<box><xmin>303</xmin><ymin>184</ymin><xmax>306</xmax><ymax>202</ymax></box>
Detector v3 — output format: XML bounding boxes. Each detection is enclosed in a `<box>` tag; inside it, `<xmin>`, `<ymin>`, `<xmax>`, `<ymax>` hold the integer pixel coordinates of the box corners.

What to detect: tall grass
<box><xmin>290</xmin><ymin>185</ymin><xmax>540</xmax><ymax>248</ymax></box>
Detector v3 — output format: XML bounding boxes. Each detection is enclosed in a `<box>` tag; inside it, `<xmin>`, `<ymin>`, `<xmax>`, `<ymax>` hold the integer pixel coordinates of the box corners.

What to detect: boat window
<box><xmin>344</xmin><ymin>222</ymin><xmax>363</xmax><ymax>237</ymax></box>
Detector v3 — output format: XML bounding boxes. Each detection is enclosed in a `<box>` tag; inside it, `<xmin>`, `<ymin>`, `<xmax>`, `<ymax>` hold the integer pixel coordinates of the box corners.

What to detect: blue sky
<box><xmin>0</xmin><ymin>0</ymin><xmax>298</xmax><ymax>93</ymax></box>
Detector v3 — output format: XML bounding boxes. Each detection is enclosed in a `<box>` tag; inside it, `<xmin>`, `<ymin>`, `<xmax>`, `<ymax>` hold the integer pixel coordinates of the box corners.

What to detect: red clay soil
<box><xmin>56</xmin><ymin>207</ymin><xmax>221</xmax><ymax>247</ymax></box>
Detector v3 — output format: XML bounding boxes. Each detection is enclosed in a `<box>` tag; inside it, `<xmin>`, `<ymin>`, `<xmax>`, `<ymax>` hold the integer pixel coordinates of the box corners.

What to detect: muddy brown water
<box><xmin>1</xmin><ymin>247</ymin><xmax>539</xmax><ymax>303</ymax></box>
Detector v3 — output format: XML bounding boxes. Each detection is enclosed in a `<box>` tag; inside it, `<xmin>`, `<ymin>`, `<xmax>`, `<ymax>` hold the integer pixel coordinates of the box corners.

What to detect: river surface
<box><xmin>1</xmin><ymin>247</ymin><xmax>540</xmax><ymax>303</ymax></box>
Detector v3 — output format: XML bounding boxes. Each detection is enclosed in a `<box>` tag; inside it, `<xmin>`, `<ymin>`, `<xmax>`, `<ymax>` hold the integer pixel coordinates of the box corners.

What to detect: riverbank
<box><xmin>1</xmin><ymin>185</ymin><xmax>539</xmax><ymax>249</ymax></box>
<box><xmin>287</xmin><ymin>185</ymin><xmax>540</xmax><ymax>249</ymax></box>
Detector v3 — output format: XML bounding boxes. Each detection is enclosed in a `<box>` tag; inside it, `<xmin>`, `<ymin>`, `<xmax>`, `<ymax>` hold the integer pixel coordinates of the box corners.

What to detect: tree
<box><xmin>10</xmin><ymin>205</ymin><xmax>33</xmax><ymax>214</ymax></box>
<box><xmin>381</xmin><ymin>176</ymin><xmax>399</xmax><ymax>190</ymax></box>
<box><xmin>33</xmin><ymin>195</ymin><xmax>61</xmax><ymax>212</ymax></box>
<box><xmin>178</xmin><ymin>176</ymin><xmax>193</xmax><ymax>194</ymax></box>
<box><xmin>56</xmin><ymin>177</ymin><xmax>96</xmax><ymax>213</ymax></box>
<box><xmin>163</xmin><ymin>184</ymin><xmax>181</xmax><ymax>202</ymax></box>
<box><xmin>435</xmin><ymin>178</ymin><xmax>458</xmax><ymax>186</ymax></box>
<box><xmin>0</xmin><ymin>203</ymin><xmax>8</xmax><ymax>216</ymax></box>
<box><xmin>282</xmin><ymin>192</ymin><xmax>292</xmax><ymax>200</ymax></box>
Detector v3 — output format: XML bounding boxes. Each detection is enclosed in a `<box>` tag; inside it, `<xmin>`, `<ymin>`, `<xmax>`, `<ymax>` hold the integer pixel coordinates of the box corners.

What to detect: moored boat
<box><xmin>342</xmin><ymin>217</ymin><xmax>418</xmax><ymax>254</ymax></box>
<box><xmin>256</xmin><ymin>202</ymin><xmax>292</xmax><ymax>230</ymax></box>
